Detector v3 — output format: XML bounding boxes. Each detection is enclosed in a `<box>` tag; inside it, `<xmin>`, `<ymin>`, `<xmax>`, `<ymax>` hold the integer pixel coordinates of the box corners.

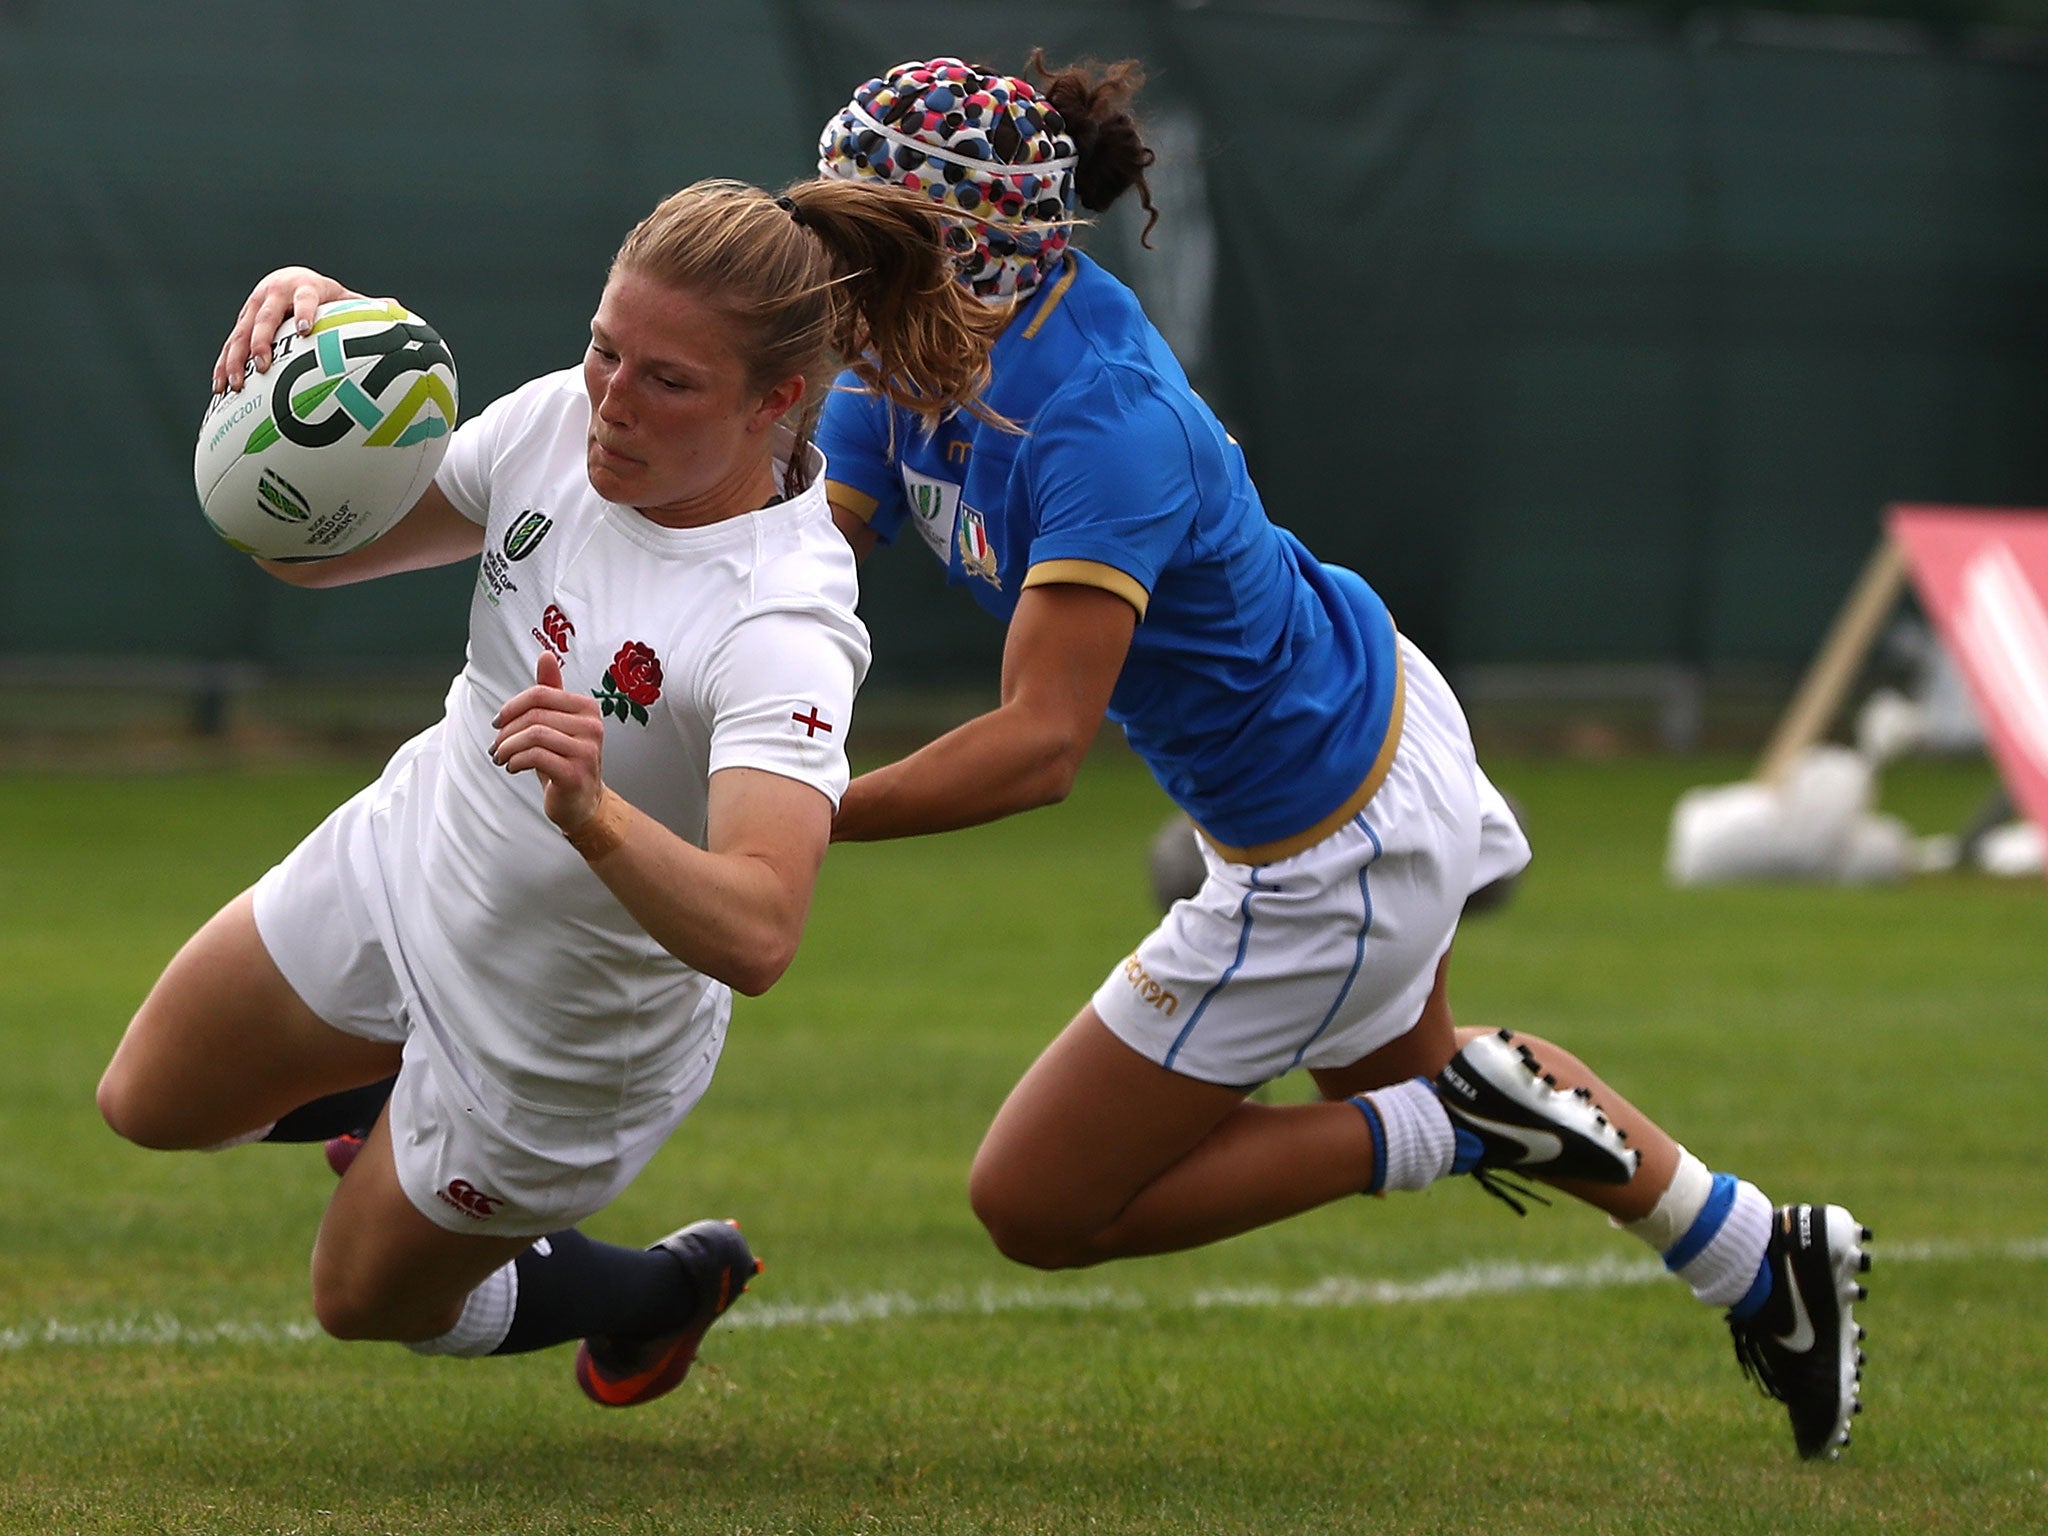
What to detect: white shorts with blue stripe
<box><xmin>1092</xmin><ymin>636</ymin><xmax>1530</xmax><ymax>1087</ymax></box>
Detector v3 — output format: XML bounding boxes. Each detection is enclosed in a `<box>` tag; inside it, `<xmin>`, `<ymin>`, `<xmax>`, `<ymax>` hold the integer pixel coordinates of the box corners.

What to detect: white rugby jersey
<box><xmin>360</xmin><ymin>367</ymin><xmax>869</xmax><ymax>1117</ymax></box>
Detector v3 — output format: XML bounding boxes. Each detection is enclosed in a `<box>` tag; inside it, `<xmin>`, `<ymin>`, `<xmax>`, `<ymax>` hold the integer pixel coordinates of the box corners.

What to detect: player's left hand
<box><xmin>491</xmin><ymin>650</ymin><xmax>608</xmax><ymax>835</ymax></box>
<box><xmin>213</xmin><ymin>266</ymin><xmax>372</xmax><ymax>394</ymax></box>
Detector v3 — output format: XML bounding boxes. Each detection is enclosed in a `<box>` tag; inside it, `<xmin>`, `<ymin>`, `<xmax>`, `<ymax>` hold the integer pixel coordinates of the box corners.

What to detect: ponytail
<box><xmin>1027</xmin><ymin>49</ymin><xmax>1160</xmax><ymax>247</ymax></box>
<box><xmin>772</xmin><ymin>179</ymin><xmax>1010</xmax><ymax>433</ymax></box>
<box><xmin>611</xmin><ymin>178</ymin><xmax>1005</xmax><ymax>478</ymax></box>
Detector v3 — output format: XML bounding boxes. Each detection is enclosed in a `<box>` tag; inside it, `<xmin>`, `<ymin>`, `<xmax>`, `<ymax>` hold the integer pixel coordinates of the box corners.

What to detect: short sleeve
<box><xmin>1023</xmin><ymin>371</ymin><xmax>1204</xmax><ymax>600</ymax></box>
<box><xmin>816</xmin><ymin>375</ymin><xmax>910</xmax><ymax>545</ymax></box>
<box><xmin>433</xmin><ymin>383</ymin><xmax>524</xmax><ymax>526</ymax></box>
<box><xmin>702</xmin><ymin>602</ymin><xmax>870</xmax><ymax>808</ymax></box>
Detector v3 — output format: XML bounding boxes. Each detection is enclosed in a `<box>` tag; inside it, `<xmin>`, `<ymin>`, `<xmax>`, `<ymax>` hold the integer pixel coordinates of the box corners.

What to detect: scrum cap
<box><xmin>818</xmin><ymin>57</ymin><xmax>1077</xmax><ymax>303</ymax></box>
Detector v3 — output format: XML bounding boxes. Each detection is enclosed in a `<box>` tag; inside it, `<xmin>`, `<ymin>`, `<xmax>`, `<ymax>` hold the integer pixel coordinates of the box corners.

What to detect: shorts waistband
<box><xmin>1192</xmin><ymin>643</ymin><xmax>1408</xmax><ymax>867</ymax></box>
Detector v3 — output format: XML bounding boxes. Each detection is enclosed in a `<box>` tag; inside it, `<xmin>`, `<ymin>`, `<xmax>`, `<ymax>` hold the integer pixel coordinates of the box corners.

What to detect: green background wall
<box><xmin>4</xmin><ymin>0</ymin><xmax>2043</xmax><ymax>692</ymax></box>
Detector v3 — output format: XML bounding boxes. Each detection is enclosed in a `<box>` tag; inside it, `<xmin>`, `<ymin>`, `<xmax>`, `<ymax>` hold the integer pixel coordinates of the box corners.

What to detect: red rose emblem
<box><xmin>594</xmin><ymin>640</ymin><xmax>662</xmax><ymax>724</ymax></box>
<box><xmin>611</xmin><ymin>642</ymin><xmax>662</xmax><ymax>704</ymax></box>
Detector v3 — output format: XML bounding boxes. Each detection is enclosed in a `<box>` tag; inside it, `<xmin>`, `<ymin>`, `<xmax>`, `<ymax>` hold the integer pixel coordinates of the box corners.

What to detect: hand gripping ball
<box><xmin>194</xmin><ymin>298</ymin><xmax>458</xmax><ymax>560</ymax></box>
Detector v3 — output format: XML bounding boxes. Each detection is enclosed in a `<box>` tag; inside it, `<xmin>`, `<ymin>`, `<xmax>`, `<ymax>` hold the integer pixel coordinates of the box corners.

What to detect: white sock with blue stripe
<box><xmin>1348</xmin><ymin>1079</ymin><xmax>1458</xmax><ymax>1194</ymax></box>
<box><xmin>1626</xmin><ymin>1148</ymin><xmax>1773</xmax><ymax>1315</ymax></box>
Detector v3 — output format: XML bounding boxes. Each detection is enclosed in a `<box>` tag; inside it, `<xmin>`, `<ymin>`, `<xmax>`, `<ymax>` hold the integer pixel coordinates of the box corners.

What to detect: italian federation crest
<box><xmin>957</xmin><ymin>506</ymin><xmax>999</xmax><ymax>585</ymax></box>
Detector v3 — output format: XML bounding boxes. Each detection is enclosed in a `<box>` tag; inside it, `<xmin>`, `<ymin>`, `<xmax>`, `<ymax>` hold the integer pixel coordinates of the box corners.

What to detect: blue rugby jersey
<box><xmin>818</xmin><ymin>252</ymin><xmax>1399</xmax><ymax>854</ymax></box>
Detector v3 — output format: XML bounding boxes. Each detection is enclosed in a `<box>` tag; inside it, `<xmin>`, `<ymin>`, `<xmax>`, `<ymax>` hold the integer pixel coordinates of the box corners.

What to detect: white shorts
<box><xmin>1093</xmin><ymin>637</ymin><xmax>1530</xmax><ymax>1087</ymax></box>
<box><xmin>253</xmin><ymin>784</ymin><xmax>725</xmax><ymax>1238</ymax></box>
<box><xmin>378</xmin><ymin>1025</ymin><xmax>719</xmax><ymax>1238</ymax></box>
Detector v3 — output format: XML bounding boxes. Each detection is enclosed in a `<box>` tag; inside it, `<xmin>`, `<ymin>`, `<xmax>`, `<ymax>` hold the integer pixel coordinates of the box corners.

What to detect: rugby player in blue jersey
<box><xmin>814</xmin><ymin>54</ymin><xmax>1870</xmax><ymax>1460</ymax></box>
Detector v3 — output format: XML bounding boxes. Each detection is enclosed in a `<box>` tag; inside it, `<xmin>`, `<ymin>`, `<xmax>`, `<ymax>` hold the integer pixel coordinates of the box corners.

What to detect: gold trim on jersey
<box><xmin>1021</xmin><ymin>256</ymin><xmax>1080</xmax><ymax>340</ymax></box>
<box><xmin>825</xmin><ymin>479</ymin><xmax>879</xmax><ymax>524</ymax></box>
<box><xmin>1192</xmin><ymin>643</ymin><xmax>1408</xmax><ymax>866</ymax></box>
<box><xmin>825</xmin><ymin>257</ymin><xmax>1075</xmax><ymax>532</ymax></box>
<box><xmin>1022</xmin><ymin>558</ymin><xmax>1149</xmax><ymax>617</ymax></box>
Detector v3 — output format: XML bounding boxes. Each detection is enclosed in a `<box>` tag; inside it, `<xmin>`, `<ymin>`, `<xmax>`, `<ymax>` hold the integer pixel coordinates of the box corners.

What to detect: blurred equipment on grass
<box><xmin>1667</xmin><ymin>745</ymin><xmax>1913</xmax><ymax>886</ymax></box>
<box><xmin>1668</xmin><ymin>504</ymin><xmax>2048</xmax><ymax>885</ymax></box>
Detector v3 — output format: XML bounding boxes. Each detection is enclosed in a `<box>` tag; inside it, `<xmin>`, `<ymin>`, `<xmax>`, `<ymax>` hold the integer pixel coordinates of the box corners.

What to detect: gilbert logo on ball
<box><xmin>194</xmin><ymin>298</ymin><xmax>458</xmax><ymax>560</ymax></box>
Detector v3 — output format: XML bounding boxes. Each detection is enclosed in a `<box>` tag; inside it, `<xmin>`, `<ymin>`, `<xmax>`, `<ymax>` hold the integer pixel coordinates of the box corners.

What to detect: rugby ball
<box><xmin>194</xmin><ymin>298</ymin><xmax>458</xmax><ymax>560</ymax></box>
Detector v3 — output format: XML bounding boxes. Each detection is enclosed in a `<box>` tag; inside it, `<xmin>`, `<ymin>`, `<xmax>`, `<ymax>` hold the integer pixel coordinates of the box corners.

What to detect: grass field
<box><xmin>2</xmin><ymin>748</ymin><xmax>2043</xmax><ymax>1534</ymax></box>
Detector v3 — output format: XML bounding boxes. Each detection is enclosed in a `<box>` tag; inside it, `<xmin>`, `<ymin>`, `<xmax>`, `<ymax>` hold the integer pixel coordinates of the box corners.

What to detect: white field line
<box><xmin>6</xmin><ymin>1236</ymin><xmax>2043</xmax><ymax>1353</ymax></box>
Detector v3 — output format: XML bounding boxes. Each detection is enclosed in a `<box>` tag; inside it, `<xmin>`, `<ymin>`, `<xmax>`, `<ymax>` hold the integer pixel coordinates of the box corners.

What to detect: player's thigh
<box><xmin>970</xmin><ymin>1006</ymin><xmax>1246</xmax><ymax>1239</ymax></box>
<box><xmin>98</xmin><ymin>888</ymin><xmax>401</xmax><ymax>1148</ymax></box>
<box><xmin>310</xmin><ymin>1110</ymin><xmax>530</xmax><ymax>1341</ymax></box>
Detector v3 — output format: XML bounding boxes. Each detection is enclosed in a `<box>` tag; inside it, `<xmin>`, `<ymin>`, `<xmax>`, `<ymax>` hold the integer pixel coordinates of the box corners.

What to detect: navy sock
<box><xmin>261</xmin><ymin>1075</ymin><xmax>397</xmax><ymax>1142</ymax></box>
<box><xmin>491</xmin><ymin>1229</ymin><xmax>696</xmax><ymax>1356</ymax></box>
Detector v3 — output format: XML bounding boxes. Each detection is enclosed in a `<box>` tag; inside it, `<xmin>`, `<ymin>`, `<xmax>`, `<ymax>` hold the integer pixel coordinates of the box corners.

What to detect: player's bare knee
<box><xmin>310</xmin><ymin>1271</ymin><xmax>426</xmax><ymax>1342</ymax></box>
<box><xmin>95</xmin><ymin>1065</ymin><xmax>183</xmax><ymax>1150</ymax></box>
<box><xmin>309</xmin><ymin>1286</ymin><xmax>376</xmax><ymax>1341</ymax></box>
<box><xmin>94</xmin><ymin>1067</ymin><xmax>135</xmax><ymax>1140</ymax></box>
<box><xmin>970</xmin><ymin>1173</ymin><xmax>1094</xmax><ymax>1270</ymax></box>
<box><xmin>978</xmin><ymin>1212</ymin><xmax>1094</xmax><ymax>1270</ymax></box>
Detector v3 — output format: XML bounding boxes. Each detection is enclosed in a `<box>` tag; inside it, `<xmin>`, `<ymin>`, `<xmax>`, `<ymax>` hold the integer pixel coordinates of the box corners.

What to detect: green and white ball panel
<box><xmin>194</xmin><ymin>298</ymin><xmax>458</xmax><ymax>560</ymax></box>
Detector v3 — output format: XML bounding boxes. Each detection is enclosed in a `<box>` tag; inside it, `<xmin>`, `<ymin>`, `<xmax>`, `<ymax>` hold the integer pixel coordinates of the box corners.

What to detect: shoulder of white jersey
<box><xmin>523</xmin><ymin>365</ymin><xmax>591</xmax><ymax>418</ymax></box>
<box><xmin>458</xmin><ymin>365</ymin><xmax>587</xmax><ymax>443</ymax></box>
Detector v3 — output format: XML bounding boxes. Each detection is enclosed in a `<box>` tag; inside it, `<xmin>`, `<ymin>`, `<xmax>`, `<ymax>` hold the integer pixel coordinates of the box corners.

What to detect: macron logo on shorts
<box><xmin>1120</xmin><ymin>954</ymin><xmax>1181</xmax><ymax>1016</ymax></box>
<box><xmin>437</xmin><ymin>1178</ymin><xmax>504</xmax><ymax>1221</ymax></box>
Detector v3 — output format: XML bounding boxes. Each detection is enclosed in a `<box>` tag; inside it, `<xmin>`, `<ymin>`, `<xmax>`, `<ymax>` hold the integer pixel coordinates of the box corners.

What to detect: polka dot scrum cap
<box><xmin>818</xmin><ymin>57</ymin><xmax>1078</xmax><ymax>304</ymax></box>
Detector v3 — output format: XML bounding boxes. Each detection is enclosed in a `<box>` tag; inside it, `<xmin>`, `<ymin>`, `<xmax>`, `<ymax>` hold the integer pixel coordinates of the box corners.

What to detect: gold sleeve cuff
<box><xmin>824</xmin><ymin>480</ymin><xmax>879</xmax><ymax>523</ymax></box>
<box><xmin>1021</xmin><ymin>559</ymin><xmax>1150</xmax><ymax>619</ymax></box>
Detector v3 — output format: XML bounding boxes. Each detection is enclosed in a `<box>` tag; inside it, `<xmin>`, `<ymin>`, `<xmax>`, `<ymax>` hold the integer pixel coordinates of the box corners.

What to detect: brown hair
<box><xmin>611</xmin><ymin>177</ymin><xmax>1009</xmax><ymax>461</ymax></box>
<box><xmin>1027</xmin><ymin>50</ymin><xmax>1160</xmax><ymax>247</ymax></box>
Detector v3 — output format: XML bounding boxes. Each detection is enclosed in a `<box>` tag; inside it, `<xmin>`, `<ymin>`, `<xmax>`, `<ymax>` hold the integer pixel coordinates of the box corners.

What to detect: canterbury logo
<box><xmin>435</xmin><ymin>1178</ymin><xmax>504</xmax><ymax>1221</ymax></box>
<box><xmin>534</xmin><ymin>603</ymin><xmax>575</xmax><ymax>656</ymax></box>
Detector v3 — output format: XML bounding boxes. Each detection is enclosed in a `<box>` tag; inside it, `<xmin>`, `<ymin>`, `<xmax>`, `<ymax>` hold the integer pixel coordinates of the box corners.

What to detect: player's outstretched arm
<box><xmin>830</xmin><ymin>581</ymin><xmax>1136</xmax><ymax>842</ymax></box>
<box><xmin>212</xmin><ymin>266</ymin><xmax>374</xmax><ymax>393</ymax></box>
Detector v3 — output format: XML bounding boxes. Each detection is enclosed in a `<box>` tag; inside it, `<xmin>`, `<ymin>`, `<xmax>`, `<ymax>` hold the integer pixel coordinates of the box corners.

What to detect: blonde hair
<box><xmin>611</xmin><ymin>178</ymin><xmax>1009</xmax><ymax>463</ymax></box>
